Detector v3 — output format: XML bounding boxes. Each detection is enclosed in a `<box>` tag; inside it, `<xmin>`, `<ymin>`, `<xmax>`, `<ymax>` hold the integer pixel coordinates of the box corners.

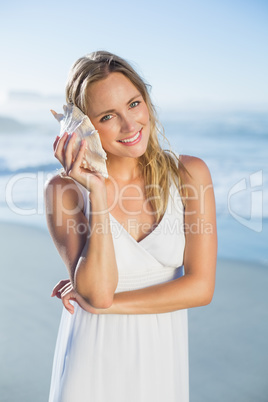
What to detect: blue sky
<box><xmin>1</xmin><ymin>0</ymin><xmax>268</xmax><ymax>111</ymax></box>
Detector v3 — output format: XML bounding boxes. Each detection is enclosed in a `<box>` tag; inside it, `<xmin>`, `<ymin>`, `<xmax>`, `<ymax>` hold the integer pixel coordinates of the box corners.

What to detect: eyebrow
<box><xmin>95</xmin><ymin>94</ymin><xmax>142</xmax><ymax>118</ymax></box>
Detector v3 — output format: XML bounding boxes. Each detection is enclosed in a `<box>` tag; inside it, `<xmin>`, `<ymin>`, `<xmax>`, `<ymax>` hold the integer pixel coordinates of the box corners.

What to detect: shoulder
<box><xmin>44</xmin><ymin>173</ymin><xmax>84</xmax><ymax>212</ymax></box>
<box><xmin>44</xmin><ymin>172</ymin><xmax>80</xmax><ymax>194</ymax></box>
<box><xmin>179</xmin><ymin>154</ymin><xmax>213</xmax><ymax>186</ymax></box>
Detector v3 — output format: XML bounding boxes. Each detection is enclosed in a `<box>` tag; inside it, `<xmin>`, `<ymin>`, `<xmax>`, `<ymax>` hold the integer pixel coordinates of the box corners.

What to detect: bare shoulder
<box><xmin>44</xmin><ymin>173</ymin><xmax>84</xmax><ymax>211</ymax></box>
<box><xmin>179</xmin><ymin>154</ymin><xmax>213</xmax><ymax>186</ymax></box>
<box><xmin>45</xmin><ymin>172</ymin><xmax>77</xmax><ymax>189</ymax></box>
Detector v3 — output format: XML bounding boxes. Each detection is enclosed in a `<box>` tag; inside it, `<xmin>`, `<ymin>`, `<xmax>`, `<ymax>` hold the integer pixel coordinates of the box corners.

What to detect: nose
<box><xmin>119</xmin><ymin>113</ymin><xmax>135</xmax><ymax>134</ymax></box>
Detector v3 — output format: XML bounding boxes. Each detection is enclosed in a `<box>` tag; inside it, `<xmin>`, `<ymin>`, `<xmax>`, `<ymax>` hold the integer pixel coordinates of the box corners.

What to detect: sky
<box><xmin>0</xmin><ymin>0</ymin><xmax>268</xmax><ymax>112</ymax></box>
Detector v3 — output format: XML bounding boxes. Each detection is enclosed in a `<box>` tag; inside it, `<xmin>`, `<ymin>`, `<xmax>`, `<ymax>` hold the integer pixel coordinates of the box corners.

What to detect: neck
<box><xmin>106</xmin><ymin>154</ymin><xmax>142</xmax><ymax>183</ymax></box>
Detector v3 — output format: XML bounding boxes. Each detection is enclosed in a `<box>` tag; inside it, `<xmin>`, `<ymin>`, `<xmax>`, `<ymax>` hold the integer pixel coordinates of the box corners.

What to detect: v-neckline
<box><xmin>109</xmin><ymin>194</ymin><xmax>170</xmax><ymax>244</ymax></box>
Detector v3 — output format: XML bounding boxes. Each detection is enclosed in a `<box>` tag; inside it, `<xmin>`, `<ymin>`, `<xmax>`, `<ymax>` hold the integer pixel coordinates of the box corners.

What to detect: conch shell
<box><xmin>51</xmin><ymin>103</ymin><xmax>108</xmax><ymax>178</ymax></box>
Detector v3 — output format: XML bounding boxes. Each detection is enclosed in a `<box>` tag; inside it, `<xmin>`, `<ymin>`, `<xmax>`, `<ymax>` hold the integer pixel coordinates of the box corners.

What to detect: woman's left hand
<box><xmin>51</xmin><ymin>280</ymin><xmax>104</xmax><ymax>315</ymax></box>
<box><xmin>51</xmin><ymin>279</ymin><xmax>78</xmax><ymax>314</ymax></box>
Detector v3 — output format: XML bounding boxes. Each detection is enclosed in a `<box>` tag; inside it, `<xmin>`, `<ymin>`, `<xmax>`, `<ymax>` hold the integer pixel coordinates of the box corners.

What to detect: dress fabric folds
<box><xmin>49</xmin><ymin>179</ymin><xmax>189</xmax><ymax>402</ymax></box>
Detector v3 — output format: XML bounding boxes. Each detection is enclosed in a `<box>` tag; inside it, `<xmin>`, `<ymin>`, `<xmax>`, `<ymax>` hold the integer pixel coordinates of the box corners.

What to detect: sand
<box><xmin>0</xmin><ymin>222</ymin><xmax>267</xmax><ymax>402</ymax></box>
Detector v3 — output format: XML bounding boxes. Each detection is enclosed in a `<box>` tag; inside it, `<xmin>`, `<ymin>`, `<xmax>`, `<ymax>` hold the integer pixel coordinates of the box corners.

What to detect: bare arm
<box><xmin>45</xmin><ymin>133</ymin><xmax>118</xmax><ymax>308</ymax></box>
<box><xmin>89</xmin><ymin>155</ymin><xmax>217</xmax><ymax>314</ymax></box>
<box><xmin>49</xmin><ymin>148</ymin><xmax>217</xmax><ymax>315</ymax></box>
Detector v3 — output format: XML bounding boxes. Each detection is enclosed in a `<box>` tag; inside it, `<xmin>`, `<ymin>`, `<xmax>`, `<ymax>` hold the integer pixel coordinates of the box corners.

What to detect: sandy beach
<box><xmin>1</xmin><ymin>222</ymin><xmax>267</xmax><ymax>402</ymax></box>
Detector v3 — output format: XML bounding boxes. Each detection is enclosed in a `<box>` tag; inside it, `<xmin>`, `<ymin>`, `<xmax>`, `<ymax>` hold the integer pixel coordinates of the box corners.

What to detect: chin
<box><xmin>126</xmin><ymin>142</ymin><xmax>148</xmax><ymax>158</ymax></box>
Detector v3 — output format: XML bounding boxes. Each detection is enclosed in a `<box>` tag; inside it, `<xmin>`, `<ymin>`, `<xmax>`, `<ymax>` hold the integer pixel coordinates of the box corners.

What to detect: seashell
<box><xmin>51</xmin><ymin>103</ymin><xmax>108</xmax><ymax>178</ymax></box>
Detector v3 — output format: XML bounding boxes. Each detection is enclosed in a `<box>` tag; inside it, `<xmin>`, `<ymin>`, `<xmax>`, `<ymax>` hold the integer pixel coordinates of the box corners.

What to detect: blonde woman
<box><xmin>45</xmin><ymin>51</ymin><xmax>217</xmax><ymax>402</ymax></box>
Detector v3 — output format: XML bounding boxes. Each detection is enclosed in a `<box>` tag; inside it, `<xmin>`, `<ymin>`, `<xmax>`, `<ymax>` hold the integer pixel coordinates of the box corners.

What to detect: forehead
<box><xmin>87</xmin><ymin>73</ymin><xmax>140</xmax><ymax>109</ymax></box>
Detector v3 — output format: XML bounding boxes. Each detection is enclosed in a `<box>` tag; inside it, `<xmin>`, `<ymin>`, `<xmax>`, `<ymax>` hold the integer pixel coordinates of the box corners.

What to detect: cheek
<box><xmin>137</xmin><ymin>105</ymin><xmax>150</xmax><ymax>123</ymax></box>
<box><xmin>98</xmin><ymin>131</ymin><xmax>109</xmax><ymax>147</ymax></box>
<box><xmin>98</xmin><ymin>122</ymin><xmax>116</xmax><ymax>141</ymax></box>
<box><xmin>97</xmin><ymin>125</ymin><xmax>118</xmax><ymax>150</ymax></box>
<box><xmin>143</xmin><ymin>105</ymin><xmax>150</xmax><ymax>122</ymax></box>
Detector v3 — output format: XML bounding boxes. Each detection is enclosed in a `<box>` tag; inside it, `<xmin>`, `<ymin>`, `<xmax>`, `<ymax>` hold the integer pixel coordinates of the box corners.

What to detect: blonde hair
<box><xmin>65</xmin><ymin>51</ymin><xmax>188</xmax><ymax>222</ymax></box>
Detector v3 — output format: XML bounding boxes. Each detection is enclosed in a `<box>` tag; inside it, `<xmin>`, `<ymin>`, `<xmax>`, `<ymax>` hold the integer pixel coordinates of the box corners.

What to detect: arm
<box><xmin>45</xmin><ymin>134</ymin><xmax>118</xmax><ymax>308</ymax></box>
<box><xmin>51</xmin><ymin>155</ymin><xmax>217</xmax><ymax>315</ymax></box>
<box><xmin>96</xmin><ymin>156</ymin><xmax>217</xmax><ymax>314</ymax></box>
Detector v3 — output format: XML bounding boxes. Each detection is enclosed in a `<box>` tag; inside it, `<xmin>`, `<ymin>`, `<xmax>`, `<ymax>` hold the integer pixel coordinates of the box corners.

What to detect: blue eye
<box><xmin>100</xmin><ymin>114</ymin><xmax>112</xmax><ymax>122</ymax></box>
<box><xmin>130</xmin><ymin>101</ymin><xmax>140</xmax><ymax>108</ymax></box>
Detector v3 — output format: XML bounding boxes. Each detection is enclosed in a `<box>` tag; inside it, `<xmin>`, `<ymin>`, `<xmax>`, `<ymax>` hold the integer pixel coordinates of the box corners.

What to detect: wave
<box><xmin>0</xmin><ymin>163</ymin><xmax>59</xmax><ymax>176</ymax></box>
<box><xmin>0</xmin><ymin>115</ymin><xmax>37</xmax><ymax>134</ymax></box>
<box><xmin>166</xmin><ymin>122</ymin><xmax>268</xmax><ymax>141</ymax></box>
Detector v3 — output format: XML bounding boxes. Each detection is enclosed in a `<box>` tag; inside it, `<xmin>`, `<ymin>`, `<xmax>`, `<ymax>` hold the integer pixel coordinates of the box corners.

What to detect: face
<box><xmin>86</xmin><ymin>72</ymin><xmax>150</xmax><ymax>160</ymax></box>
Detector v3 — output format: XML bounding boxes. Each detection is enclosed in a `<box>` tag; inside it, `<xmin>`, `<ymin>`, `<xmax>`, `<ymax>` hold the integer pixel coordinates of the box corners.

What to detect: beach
<box><xmin>1</xmin><ymin>222</ymin><xmax>267</xmax><ymax>402</ymax></box>
<box><xmin>1</xmin><ymin>2</ymin><xmax>267</xmax><ymax>399</ymax></box>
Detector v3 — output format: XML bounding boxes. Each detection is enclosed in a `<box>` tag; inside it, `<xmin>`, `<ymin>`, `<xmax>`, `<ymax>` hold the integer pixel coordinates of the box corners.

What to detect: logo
<box><xmin>228</xmin><ymin>170</ymin><xmax>263</xmax><ymax>232</ymax></box>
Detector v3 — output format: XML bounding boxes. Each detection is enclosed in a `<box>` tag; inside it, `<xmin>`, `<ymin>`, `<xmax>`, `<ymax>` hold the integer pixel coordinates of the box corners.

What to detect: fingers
<box><xmin>62</xmin><ymin>294</ymin><xmax>75</xmax><ymax>315</ymax></box>
<box><xmin>53</xmin><ymin>132</ymin><xmax>99</xmax><ymax>191</ymax></box>
<box><xmin>61</xmin><ymin>285</ymin><xmax>76</xmax><ymax>314</ymax></box>
<box><xmin>52</xmin><ymin>136</ymin><xmax>60</xmax><ymax>151</ymax></box>
<box><xmin>53</xmin><ymin>132</ymin><xmax>85</xmax><ymax>176</ymax></box>
<box><xmin>51</xmin><ymin>279</ymin><xmax>77</xmax><ymax>314</ymax></box>
<box><xmin>53</xmin><ymin>132</ymin><xmax>68</xmax><ymax>165</ymax></box>
<box><xmin>61</xmin><ymin>282</ymin><xmax>73</xmax><ymax>298</ymax></box>
<box><xmin>51</xmin><ymin>279</ymin><xmax>70</xmax><ymax>297</ymax></box>
<box><xmin>68</xmin><ymin>140</ymin><xmax>87</xmax><ymax>174</ymax></box>
<box><xmin>64</xmin><ymin>132</ymin><xmax>77</xmax><ymax>173</ymax></box>
<box><xmin>56</xmin><ymin>282</ymin><xmax>72</xmax><ymax>299</ymax></box>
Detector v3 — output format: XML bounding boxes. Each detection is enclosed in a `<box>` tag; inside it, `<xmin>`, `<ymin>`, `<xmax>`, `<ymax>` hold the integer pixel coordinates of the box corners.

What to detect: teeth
<box><xmin>119</xmin><ymin>131</ymin><xmax>140</xmax><ymax>143</ymax></box>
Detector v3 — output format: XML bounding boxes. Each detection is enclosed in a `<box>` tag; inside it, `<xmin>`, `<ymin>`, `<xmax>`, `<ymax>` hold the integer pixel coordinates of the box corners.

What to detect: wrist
<box><xmin>90</xmin><ymin>184</ymin><xmax>107</xmax><ymax>201</ymax></box>
<box><xmin>89</xmin><ymin>188</ymin><xmax>109</xmax><ymax>215</ymax></box>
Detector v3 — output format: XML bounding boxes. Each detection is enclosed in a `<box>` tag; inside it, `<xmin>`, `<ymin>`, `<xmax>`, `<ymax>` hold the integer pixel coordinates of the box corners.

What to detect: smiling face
<box><xmin>86</xmin><ymin>72</ymin><xmax>150</xmax><ymax>161</ymax></box>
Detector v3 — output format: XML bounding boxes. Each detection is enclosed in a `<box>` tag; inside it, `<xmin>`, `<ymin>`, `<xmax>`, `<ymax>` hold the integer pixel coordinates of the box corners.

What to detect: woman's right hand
<box><xmin>53</xmin><ymin>132</ymin><xmax>106</xmax><ymax>194</ymax></box>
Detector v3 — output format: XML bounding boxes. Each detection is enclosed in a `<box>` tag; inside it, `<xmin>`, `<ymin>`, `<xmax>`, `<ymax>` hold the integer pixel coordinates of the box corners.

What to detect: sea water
<box><xmin>162</xmin><ymin>112</ymin><xmax>268</xmax><ymax>265</ymax></box>
<box><xmin>0</xmin><ymin>97</ymin><xmax>267</xmax><ymax>264</ymax></box>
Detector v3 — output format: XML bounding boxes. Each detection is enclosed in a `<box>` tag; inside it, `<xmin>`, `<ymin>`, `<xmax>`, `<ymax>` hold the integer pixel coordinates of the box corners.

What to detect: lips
<box><xmin>117</xmin><ymin>129</ymin><xmax>142</xmax><ymax>144</ymax></box>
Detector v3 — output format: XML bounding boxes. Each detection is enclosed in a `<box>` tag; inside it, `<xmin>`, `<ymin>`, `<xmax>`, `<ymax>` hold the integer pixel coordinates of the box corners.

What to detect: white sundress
<box><xmin>48</xmin><ymin>178</ymin><xmax>189</xmax><ymax>402</ymax></box>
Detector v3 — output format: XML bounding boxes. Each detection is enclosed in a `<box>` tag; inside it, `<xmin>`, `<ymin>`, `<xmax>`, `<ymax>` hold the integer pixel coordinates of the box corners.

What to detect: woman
<box><xmin>45</xmin><ymin>51</ymin><xmax>217</xmax><ymax>402</ymax></box>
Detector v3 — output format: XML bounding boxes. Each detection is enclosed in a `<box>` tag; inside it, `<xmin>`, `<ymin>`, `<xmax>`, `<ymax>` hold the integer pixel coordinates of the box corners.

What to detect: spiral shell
<box><xmin>51</xmin><ymin>104</ymin><xmax>108</xmax><ymax>178</ymax></box>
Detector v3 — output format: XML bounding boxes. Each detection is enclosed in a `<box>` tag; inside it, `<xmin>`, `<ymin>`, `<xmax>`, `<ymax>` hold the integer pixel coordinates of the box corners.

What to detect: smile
<box><xmin>118</xmin><ymin>130</ymin><xmax>142</xmax><ymax>145</ymax></box>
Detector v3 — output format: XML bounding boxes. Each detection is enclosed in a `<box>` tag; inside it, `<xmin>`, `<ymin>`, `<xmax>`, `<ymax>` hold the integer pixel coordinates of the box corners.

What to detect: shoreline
<box><xmin>1</xmin><ymin>221</ymin><xmax>268</xmax><ymax>401</ymax></box>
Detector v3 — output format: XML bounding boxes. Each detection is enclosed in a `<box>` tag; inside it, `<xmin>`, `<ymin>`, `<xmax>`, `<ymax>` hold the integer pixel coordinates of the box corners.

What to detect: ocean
<box><xmin>0</xmin><ymin>95</ymin><xmax>267</xmax><ymax>264</ymax></box>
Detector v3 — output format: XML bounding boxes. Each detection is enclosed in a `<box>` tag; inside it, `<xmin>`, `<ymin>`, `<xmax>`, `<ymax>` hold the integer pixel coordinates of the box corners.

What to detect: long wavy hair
<box><xmin>65</xmin><ymin>51</ymin><xmax>188</xmax><ymax>222</ymax></box>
